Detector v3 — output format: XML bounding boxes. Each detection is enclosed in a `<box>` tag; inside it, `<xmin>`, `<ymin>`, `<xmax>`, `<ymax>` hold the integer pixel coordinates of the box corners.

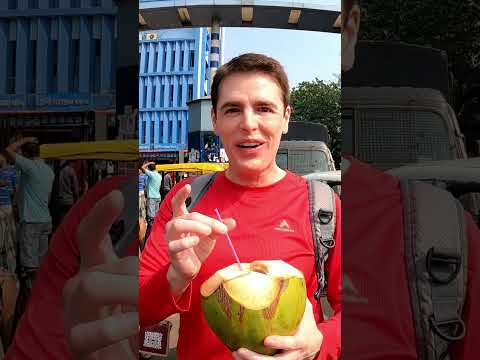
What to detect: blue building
<box><xmin>139</xmin><ymin>27</ymin><xmax>221</xmax><ymax>161</ymax></box>
<box><xmin>0</xmin><ymin>0</ymin><xmax>117</xmax><ymax>144</ymax></box>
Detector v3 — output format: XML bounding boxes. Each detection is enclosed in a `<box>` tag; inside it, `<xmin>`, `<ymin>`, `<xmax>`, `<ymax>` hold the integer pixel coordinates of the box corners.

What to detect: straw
<box><xmin>214</xmin><ymin>208</ymin><xmax>243</xmax><ymax>270</ymax></box>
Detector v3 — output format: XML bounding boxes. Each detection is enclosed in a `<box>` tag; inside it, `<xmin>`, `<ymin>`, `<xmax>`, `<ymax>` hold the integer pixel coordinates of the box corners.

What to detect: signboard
<box><xmin>0</xmin><ymin>95</ymin><xmax>26</xmax><ymax>109</ymax></box>
<box><xmin>37</xmin><ymin>93</ymin><xmax>90</xmax><ymax>107</ymax></box>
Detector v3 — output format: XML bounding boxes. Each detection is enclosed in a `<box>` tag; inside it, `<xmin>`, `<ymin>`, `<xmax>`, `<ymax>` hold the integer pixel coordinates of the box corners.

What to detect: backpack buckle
<box><xmin>430</xmin><ymin>316</ymin><xmax>466</xmax><ymax>342</ymax></box>
<box><xmin>318</xmin><ymin>209</ymin><xmax>333</xmax><ymax>225</ymax></box>
<box><xmin>426</xmin><ymin>247</ymin><xmax>461</xmax><ymax>284</ymax></box>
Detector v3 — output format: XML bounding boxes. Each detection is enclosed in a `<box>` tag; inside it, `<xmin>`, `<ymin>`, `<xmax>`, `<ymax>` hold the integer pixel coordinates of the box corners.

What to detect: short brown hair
<box><xmin>210</xmin><ymin>53</ymin><xmax>290</xmax><ymax>113</ymax></box>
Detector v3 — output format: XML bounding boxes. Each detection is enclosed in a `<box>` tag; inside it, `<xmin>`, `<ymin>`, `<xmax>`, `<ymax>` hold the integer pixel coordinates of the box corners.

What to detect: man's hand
<box><xmin>233</xmin><ymin>300</ymin><xmax>323</xmax><ymax>360</ymax></box>
<box><xmin>4</xmin><ymin>136</ymin><xmax>38</xmax><ymax>162</ymax></box>
<box><xmin>63</xmin><ymin>190</ymin><xmax>138</xmax><ymax>360</ymax></box>
<box><xmin>166</xmin><ymin>184</ymin><xmax>236</xmax><ymax>296</ymax></box>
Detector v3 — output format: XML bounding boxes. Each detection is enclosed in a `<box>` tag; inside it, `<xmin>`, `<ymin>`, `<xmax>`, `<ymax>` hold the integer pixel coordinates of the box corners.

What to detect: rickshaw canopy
<box><xmin>155</xmin><ymin>162</ymin><xmax>229</xmax><ymax>174</ymax></box>
<box><xmin>40</xmin><ymin>140</ymin><xmax>139</xmax><ymax>161</ymax></box>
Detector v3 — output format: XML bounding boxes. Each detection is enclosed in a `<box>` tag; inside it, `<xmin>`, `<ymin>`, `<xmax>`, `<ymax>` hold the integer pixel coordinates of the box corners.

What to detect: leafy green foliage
<box><xmin>290</xmin><ymin>79</ymin><xmax>341</xmax><ymax>166</ymax></box>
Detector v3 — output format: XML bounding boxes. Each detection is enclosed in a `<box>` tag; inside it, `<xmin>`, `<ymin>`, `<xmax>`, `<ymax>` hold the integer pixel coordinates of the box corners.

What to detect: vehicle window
<box><xmin>356</xmin><ymin>109</ymin><xmax>452</xmax><ymax>170</ymax></box>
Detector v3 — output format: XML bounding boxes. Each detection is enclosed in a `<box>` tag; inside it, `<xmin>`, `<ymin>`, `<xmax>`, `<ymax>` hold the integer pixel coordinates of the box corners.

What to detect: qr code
<box><xmin>143</xmin><ymin>331</ymin><xmax>163</xmax><ymax>349</ymax></box>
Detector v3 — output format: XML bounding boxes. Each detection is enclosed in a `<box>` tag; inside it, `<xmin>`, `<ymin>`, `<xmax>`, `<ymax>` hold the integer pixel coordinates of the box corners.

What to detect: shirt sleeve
<box><xmin>15</xmin><ymin>154</ymin><xmax>35</xmax><ymax>176</ymax></box>
<box><xmin>144</xmin><ymin>169</ymin><xmax>153</xmax><ymax>178</ymax></box>
<box><xmin>316</xmin><ymin>194</ymin><xmax>341</xmax><ymax>360</ymax></box>
<box><xmin>451</xmin><ymin>212</ymin><xmax>480</xmax><ymax>359</ymax></box>
<box><xmin>139</xmin><ymin>179</ymin><xmax>193</xmax><ymax>327</ymax></box>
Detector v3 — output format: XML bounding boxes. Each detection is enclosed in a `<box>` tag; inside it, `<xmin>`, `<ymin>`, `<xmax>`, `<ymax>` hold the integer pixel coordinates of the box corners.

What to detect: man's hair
<box><xmin>210</xmin><ymin>53</ymin><xmax>290</xmax><ymax>113</ymax></box>
<box><xmin>148</xmin><ymin>163</ymin><xmax>156</xmax><ymax>171</ymax></box>
<box><xmin>21</xmin><ymin>141</ymin><xmax>40</xmax><ymax>158</ymax></box>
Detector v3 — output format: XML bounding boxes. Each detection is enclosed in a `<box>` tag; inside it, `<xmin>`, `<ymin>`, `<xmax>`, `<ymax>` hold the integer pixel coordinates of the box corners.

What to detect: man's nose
<box><xmin>239</xmin><ymin>108</ymin><xmax>258</xmax><ymax>131</ymax></box>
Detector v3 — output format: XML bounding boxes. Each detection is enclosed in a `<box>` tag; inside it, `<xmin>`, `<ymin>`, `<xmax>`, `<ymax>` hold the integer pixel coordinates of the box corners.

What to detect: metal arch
<box><xmin>139</xmin><ymin>0</ymin><xmax>340</xmax><ymax>33</ymax></box>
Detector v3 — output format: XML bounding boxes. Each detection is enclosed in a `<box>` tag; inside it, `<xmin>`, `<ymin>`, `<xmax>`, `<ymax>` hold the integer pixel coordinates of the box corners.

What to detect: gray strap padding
<box><xmin>308</xmin><ymin>179</ymin><xmax>336</xmax><ymax>299</ymax></box>
<box><xmin>187</xmin><ymin>172</ymin><xmax>218</xmax><ymax>212</ymax></box>
<box><xmin>401</xmin><ymin>180</ymin><xmax>467</xmax><ymax>360</ymax></box>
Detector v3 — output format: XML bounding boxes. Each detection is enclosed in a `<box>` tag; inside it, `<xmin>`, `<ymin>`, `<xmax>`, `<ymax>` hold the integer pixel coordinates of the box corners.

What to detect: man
<box><xmin>2</xmin><ymin>137</ymin><xmax>54</xmax><ymax>279</ymax></box>
<box><xmin>52</xmin><ymin>160</ymin><xmax>80</xmax><ymax>229</ymax></box>
<box><xmin>141</xmin><ymin>161</ymin><xmax>162</xmax><ymax>224</ymax></box>
<box><xmin>0</xmin><ymin>153</ymin><xmax>17</xmax><ymax>274</ymax></box>
<box><xmin>161</xmin><ymin>171</ymin><xmax>173</xmax><ymax>198</ymax></box>
<box><xmin>341</xmin><ymin>1</ymin><xmax>480</xmax><ymax>359</ymax></box>
<box><xmin>140</xmin><ymin>53</ymin><xmax>341</xmax><ymax>360</ymax></box>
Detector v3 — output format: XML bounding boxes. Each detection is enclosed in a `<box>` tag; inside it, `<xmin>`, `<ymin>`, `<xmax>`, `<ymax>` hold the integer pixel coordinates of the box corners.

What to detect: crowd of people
<box><xmin>0</xmin><ymin>136</ymin><xmax>90</xmax><ymax>354</ymax></box>
<box><xmin>139</xmin><ymin>162</ymin><xmax>178</xmax><ymax>248</ymax></box>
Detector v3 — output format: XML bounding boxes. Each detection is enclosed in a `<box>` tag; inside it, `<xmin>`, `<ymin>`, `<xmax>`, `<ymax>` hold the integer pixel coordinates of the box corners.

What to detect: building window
<box><xmin>141</xmin><ymin>121</ymin><xmax>146</xmax><ymax>144</ymax></box>
<box><xmin>28</xmin><ymin>40</ymin><xmax>37</xmax><ymax>94</ymax></box>
<box><xmin>151</xmin><ymin>120</ymin><xmax>155</xmax><ymax>143</ymax></box>
<box><xmin>177</xmin><ymin>84</ymin><xmax>182</xmax><ymax>106</ymax></box>
<box><xmin>151</xmin><ymin>85</ymin><xmax>156</xmax><ymax>108</ymax></box>
<box><xmin>171</xmin><ymin>48</ymin><xmax>176</xmax><ymax>71</ymax></box>
<box><xmin>187</xmin><ymin>84</ymin><xmax>193</xmax><ymax>101</ymax></box>
<box><xmin>71</xmin><ymin>39</ymin><xmax>80</xmax><ymax>92</ymax></box>
<box><xmin>169</xmin><ymin>84</ymin><xmax>174</xmax><ymax>107</ymax></box>
<box><xmin>143</xmin><ymin>84</ymin><xmax>148</xmax><ymax>108</ymax></box>
<box><xmin>159</xmin><ymin>84</ymin><xmax>164</xmax><ymax>107</ymax></box>
<box><xmin>94</xmin><ymin>39</ymin><xmax>101</xmax><ymax>93</ymax></box>
<box><xmin>49</xmin><ymin>0</ymin><xmax>59</xmax><ymax>8</ymax></box>
<box><xmin>153</xmin><ymin>47</ymin><xmax>158</xmax><ymax>72</ymax></box>
<box><xmin>162</xmin><ymin>47</ymin><xmax>167</xmax><ymax>72</ymax></box>
<box><xmin>144</xmin><ymin>48</ymin><xmax>150</xmax><ymax>74</ymax></box>
<box><xmin>6</xmin><ymin>41</ymin><xmax>16</xmax><ymax>94</ymax></box>
<box><xmin>29</xmin><ymin>0</ymin><xmax>39</xmax><ymax>8</ymax></box>
<box><xmin>71</xmin><ymin>0</ymin><xmax>80</xmax><ymax>7</ymax></box>
<box><xmin>189</xmin><ymin>50</ymin><xmax>195</xmax><ymax>69</ymax></box>
<box><xmin>179</xmin><ymin>50</ymin><xmax>184</xmax><ymax>70</ymax></box>
<box><xmin>91</xmin><ymin>0</ymin><xmax>100</xmax><ymax>6</ymax></box>
<box><xmin>50</xmin><ymin>40</ymin><xmax>58</xmax><ymax>92</ymax></box>
<box><xmin>8</xmin><ymin>0</ymin><xmax>17</xmax><ymax>9</ymax></box>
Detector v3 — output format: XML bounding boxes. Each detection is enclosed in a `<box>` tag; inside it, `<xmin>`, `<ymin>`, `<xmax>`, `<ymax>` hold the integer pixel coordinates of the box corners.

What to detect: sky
<box><xmin>222</xmin><ymin>27</ymin><xmax>341</xmax><ymax>88</ymax></box>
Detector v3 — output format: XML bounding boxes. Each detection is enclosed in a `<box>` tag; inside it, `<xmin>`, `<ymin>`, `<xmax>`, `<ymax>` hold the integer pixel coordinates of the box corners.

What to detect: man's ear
<box><xmin>282</xmin><ymin>106</ymin><xmax>291</xmax><ymax>134</ymax></box>
<box><xmin>211</xmin><ymin>107</ymin><xmax>218</xmax><ymax>134</ymax></box>
<box><xmin>342</xmin><ymin>4</ymin><xmax>361</xmax><ymax>72</ymax></box>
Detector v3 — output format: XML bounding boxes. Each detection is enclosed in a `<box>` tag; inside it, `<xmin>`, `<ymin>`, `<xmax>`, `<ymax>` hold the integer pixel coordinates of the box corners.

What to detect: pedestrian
<box><xmin>139</xmin><ymin>53</ymin><xmax>341</xmax><ymax>360</ymax></box>
<box><xmin>2</xmin><ymin>137</ymin><xmax>54</xmax><ymax>283</ymax></box>
<box><xmin>139</xmin><ymin>165</ymin><xmax>147</xmax><ymax>220</ymax></box>
<box><xmin>141</xmin><ymin>161</ymin><xmax>162</xmax><ymax>226</ymax></box>
<box><xmin>161</xmin><ymin>171</ymin><xmax>173</xmax><ymax>199</ymax></box>
<box><xmin>51</xmin><ymin>160</ymin><xmax>80</xmax><ymax>229</ymax></box>
<box><xmin>0</xmin><ymin>153</ymin><xmax>17</xmax><ymax>275</ymax></box>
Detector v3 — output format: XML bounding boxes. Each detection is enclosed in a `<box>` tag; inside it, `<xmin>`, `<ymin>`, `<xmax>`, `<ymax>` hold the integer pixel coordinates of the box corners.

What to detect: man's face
<box><xmin>211</xmin><ymin>72</ymin><xmax>291</xmax><ymax>177</ymax></box>
<box><xmin>341</xmin><ymin>3</ymin><xmax>361</xmax><ymax>72</ymax></box>
<box><xmin>0</xmin><ymin>154</ymin><xmax>6</xmax><ymax>168</ymax></box>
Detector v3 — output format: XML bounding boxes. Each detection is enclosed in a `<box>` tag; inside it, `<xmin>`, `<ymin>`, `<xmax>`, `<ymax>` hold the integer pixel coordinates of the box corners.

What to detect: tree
<box><xmin>360</xmin><ymin>0</ymin><xmax>480</xmax><ymax>81</ymax></box>
<box><xmin>289</xmin><ymin>79</ymin><xmax>341</xmax><ymax>166</ymax></box>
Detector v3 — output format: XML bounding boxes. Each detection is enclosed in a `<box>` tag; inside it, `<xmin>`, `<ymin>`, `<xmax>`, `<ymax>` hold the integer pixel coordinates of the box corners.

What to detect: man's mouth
<box><xmin>237</xmin><ymin>142</ymin><xmax>264</xmax><ymax>149</ymax></box>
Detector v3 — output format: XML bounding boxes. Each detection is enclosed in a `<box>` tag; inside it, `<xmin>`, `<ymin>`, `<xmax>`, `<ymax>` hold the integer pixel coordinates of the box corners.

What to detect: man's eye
<box><xmin>259</xmin><ymin>107</ymin><xmax>273</xmax><ymax>113</ymax></box>
<box><xmin>225</xmin><ymin>108</ymin><xmax>239</xmax><ymax>114</ymax></box>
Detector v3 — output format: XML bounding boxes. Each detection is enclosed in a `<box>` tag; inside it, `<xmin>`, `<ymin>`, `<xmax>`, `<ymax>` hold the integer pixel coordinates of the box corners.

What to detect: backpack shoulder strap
<box><xmin>401</xmin><ymin>180</ymin><xmax>467</xmax><ymax>360</ymax></box>
<box><xmin>308</xmin><ymin>179</ymin><xmax>336</xmax><ymax>300</ymax></box>
<box><xmin>187</xmin><ymin>172</ymin><xmax>218</xmax><ymax>212</ymax></box>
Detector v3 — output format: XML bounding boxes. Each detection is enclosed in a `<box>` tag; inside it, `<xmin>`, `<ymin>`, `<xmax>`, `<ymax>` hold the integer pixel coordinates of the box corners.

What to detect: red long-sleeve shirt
<box><xmin>342</xmin><ymin>158</ymin><xmax>480</xmax><ymax>359</ymax></box>
<box><xmin>139</xmin><ymin>171</ymin><xmax>342</xmax><ymax>360</ymax></box>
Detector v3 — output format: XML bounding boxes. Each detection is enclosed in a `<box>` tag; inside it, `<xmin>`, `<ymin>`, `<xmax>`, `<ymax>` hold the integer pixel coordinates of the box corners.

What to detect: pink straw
<box><xmin>214</xmin><ymin>208</ymin><xmax>243</xmax><ymax>270</ymax></box>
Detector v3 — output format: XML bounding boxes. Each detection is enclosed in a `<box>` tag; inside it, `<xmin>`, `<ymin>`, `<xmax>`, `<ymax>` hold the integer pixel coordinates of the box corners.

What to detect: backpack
<box><xmin>185</xmin><ymin>172</ymin><xmax>336</xmax><ymax>301</ymax></box>
<box><xmin>400</xmin><ymin>180</ymin><xmax>467</xmax><ymax>360</ymax></box>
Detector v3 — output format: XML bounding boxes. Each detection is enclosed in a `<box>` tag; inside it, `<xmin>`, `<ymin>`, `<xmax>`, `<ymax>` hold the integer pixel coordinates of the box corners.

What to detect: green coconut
<box><xmin>200</xmin><ymin>260</ymin><xmax>306</xmax><ymax>355</ymax></box>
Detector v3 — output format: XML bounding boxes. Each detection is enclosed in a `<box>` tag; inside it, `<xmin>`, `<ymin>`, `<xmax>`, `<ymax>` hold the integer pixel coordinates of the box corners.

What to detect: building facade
<box><xmin>0</xmin><ymin>0</ymin><xmax>117</xmax><ymax>145</ymax></box>
<box><xmin>139</xmin><ymin>27</ymin><xmax>223</xmax><ymax>161</ymax></box>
